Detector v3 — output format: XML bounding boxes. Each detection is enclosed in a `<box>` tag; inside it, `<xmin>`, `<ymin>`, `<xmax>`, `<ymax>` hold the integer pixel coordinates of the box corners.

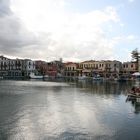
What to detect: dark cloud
<box><xmin>0</xmin><ymin>0</ymin><xmax>11</xmax><ymax>16</ymax></box>
<box><xmin>0</xmin><ymin>0</ymin><xmax>38</xmax><ymax>56</ymax></box>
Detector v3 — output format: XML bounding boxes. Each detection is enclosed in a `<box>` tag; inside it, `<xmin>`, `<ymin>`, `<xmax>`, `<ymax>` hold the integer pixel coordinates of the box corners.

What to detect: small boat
<box><xmin>93</xmin><ymin>77</ymin><xmax>104</xmax><ymax>81</ymax></box>
<box><xmin>117</xmin><ymin>76</ymin><xmax>127</xmax><ymax>82</ymax></box>
<box><xmin>126</xmin><ymin>94</ymin><xmax>140</xmax><ymax>104</ymax></box>
<box><xmin>0</xmin><ymin>76</ymin><xmax>3</xmax><ymax>80</ymax></box>
<box><xmin>78</xmin><ymin>75</ymin><xmax>87</xmax><ymax>80</ymax></box>
<box><xmin>56</xmin><ymin>73</ymin><xmax>63</xmax><ymax>78</ymax></box>
<box><xmin>43</xmin><ymin>75</ymin><xmax>49</xmax><ymax>78</ymax></box>
<box><xmin>126</xmin><ymin>87</ymin><xmax>140</xmax><ymax>103</ymax></box>
<box><xmin>29</xmin><ymin>72</ymin><xmax>43</xmax><ymax>79</ymax></box>
<box><xmin>127</xmin><ymin>92</ymin><xmax>140</xmax><ymax>98</ymax></box>
<box><xmin>127</xmin><ymin>87</ymin><xmax>140</xmax><ymax>96</ymax></box>
<box><xmin>93</xmin><ymin>75</ymin><xmax>104</xmax><ymax>81</ymax></box>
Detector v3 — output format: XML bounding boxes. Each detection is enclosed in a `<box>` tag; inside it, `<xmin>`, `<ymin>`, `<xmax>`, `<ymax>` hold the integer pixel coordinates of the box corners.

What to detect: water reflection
<box><xmin>0</xmin><ymin>80</ymin><xmax>140</xmax><ymax>140</ymax></box>
<box><xmin>134</xmin><ymin>104</ymin><xmax>140</xmax><ymax>114</ymax></box>
<box><xmin>76</xmin><ymin>80</ymin><xmax>133</xmax><ymax>95</ymax></box>
<box><xmin>126</xmin><ymin>98</ymin><xmax>140</xmax><ymax>114</ymax></box>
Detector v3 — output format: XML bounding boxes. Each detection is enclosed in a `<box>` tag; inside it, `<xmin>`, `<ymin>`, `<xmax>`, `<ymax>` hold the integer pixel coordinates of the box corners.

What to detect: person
<box><xmin>131</xmin><ymin>86</ymin><xmax>136</xmax><ymax>93</ymax></box>
<box><xmin>135</xmin><ymin>87</ymin><xmax>140</xmax><ymax>94</ymax></box>
<box><xmin>131</xmin><ymin>86</ymin><xmax>140</xmax><ymax>96</ymax></box>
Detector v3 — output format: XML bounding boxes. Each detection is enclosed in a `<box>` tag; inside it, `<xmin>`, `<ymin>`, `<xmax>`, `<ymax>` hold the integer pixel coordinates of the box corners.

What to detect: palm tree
<box><xmin>131</xmin><ymin>48</ymin><xmax>140</xmax><ymax>71</ymax></box>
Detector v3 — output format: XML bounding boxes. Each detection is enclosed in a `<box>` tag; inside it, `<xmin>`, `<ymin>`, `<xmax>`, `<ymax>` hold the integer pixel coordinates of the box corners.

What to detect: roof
<box><xmin>64</xmin><ymin>62</ymin><xmax>78</xmax><ymax>66</ymax></box>
<box><xmin>80</xmin><ymin>60</ymin><xmax>96</xmax><ymax>63</ymax></box>
<box><xmin>0</xmin><ymin>55</ymin><xmax>10</xmax><ymax>60</ymax></box>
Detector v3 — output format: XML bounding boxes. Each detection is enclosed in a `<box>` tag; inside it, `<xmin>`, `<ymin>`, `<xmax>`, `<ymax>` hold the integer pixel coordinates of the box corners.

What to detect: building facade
<box><xmin>122</xmin><ymin>62</ymin><xmax>137</xmax><ymax>74</ymax></box>
<box><xmin>0</xmin><ymin>56</ymin><xmax>35</xmax><ymax>79</ymax></box>
<box><xmin>0</xmin><ymin>56</ymin><xmax>10</xmax><ymax>77</ymax></box>
<box><xmin>77</xmin><ymin>60</ymin><xmax>122</xmax><ymax>78</ymax></box>
<box><xmin>23</xmin><ymin>59</ymin><xmax>35</xmax><ymax>77</ymax></box>
<box><xmin>64</xmin><ymin>62</ymin><xmax>78</xmax><ymax>77</ymax></box>
<box><xmin>0</xmin><ymin>55</ymin><xmax>139</xmax><ymax>79</ymax></box>
<box><xmin>0</xmin><ymin>56</ymin><xmax>23</xmax><ymax>78</ymax></box>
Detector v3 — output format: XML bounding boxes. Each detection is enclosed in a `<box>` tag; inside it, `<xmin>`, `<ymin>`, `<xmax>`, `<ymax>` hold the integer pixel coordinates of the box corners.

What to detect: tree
<box><xmin>131</xmin><ymin>48</ymin><xmax>140</xmax><ymax>71</ymax></box>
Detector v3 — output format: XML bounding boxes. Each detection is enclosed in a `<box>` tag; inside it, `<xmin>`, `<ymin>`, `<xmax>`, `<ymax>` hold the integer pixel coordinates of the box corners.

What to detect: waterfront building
<box><xmin>22</xmin><ymin>59</ymin><xmax>35</xmax><ymax>77</ymax></box>
<box><xmin>122</xmin><ymin>62</ymin><xmax>137</xmax><ymax>73</ymax></box>
<box><xmin>46</xmin><ymin>62</ymin><xmax>57</xmax><ymax>77</ymax></box>
<box><xmin>77</xmin><ymin>60</ymin><xmax>122</xmax><ymax>78</ymax></box>
<box><xmin>121</xmin><ymin>62</ymin><xmax>137</xmax><ymax>78</ymax></box>
<box><xmin>49</xmin><ymin>59</ymin><xmax>64</xmax><ymax>77</ymax></box>
<box><xmin>78</xmin><ymin>60</ymin><xmax>99</xmax><ymax>77</ymax></box>
<box><xmin>79</xmin><ymin>60</ymin><xmax>95</xmax><ymax>69</ymax></box>
<box><xmin>100</xmin><ymin>60</ymin><xmax>122</xmax><ymax>78</ymax></box>
<box><xmin>64</xmin><ymin>62</ymin><xmax>78</xmax><ymax>77</ymax></box>
<box><xmin>0</xmin><ymin>56</ymin><xmax>23</xmax><ymax>78</ymax></box>
<box><xmin>0</xmin><ymin>55</ymin><xmax>10</xmax><ymax>77</ymax></box>
<box><xmin>0</xmin><ymin>55</ymin><xmax>35</xmax><ymax>79</ymax></box>
<box><xmin>0</xmin><ymin>55</ymin><xmax>138</xmax><ymax>79</ymax></box>
<box><xmin>35</xmin><ymin>60</ymin><xmax>48</xmax><ymax>75</ymax></box>
<box><xmin>1</xmin><ymin>58</ymin><xmax>21</xmax><ymax>78</ymax></box>
<box><xmin>7</xmin><ymin>58</ymin><xmax>23</xmax><ymax>78</ymax></box>
<box><xmin>35</xmin><ymin>59</ymin><xmax>63</xmax><ymax>77</ymax></box>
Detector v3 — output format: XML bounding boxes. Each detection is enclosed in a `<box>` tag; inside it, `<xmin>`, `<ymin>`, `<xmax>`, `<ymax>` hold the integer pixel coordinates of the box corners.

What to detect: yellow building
<box><xmin>78</xmin><ymin>60</ymin><xmax>121</xmax><ymax>77</ymax></box>
<box><xmin>78</xmin><ymin>60</ymin><xmax>98</xmax><ymax>76</ymax></box>
<box><xmin>64</xmin><ymin>62</ymin><xmax>78</xmax><ymax>77</ymax></box>
<box><xmin>122</xmin><ymin>62</ymin><xmax>137</xmax><ymax>74</ymax></box>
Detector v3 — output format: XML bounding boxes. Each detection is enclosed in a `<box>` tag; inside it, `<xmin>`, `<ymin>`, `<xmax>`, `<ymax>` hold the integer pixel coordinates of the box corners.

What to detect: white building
<box><xmin>0</xmin><ymin>56</ymin><xmax>9</xmax><ymax>77</ymax></box>
<box><xmin>0</xmin><ymin>56</ymin><xmax>23</xmax><ymax>78</ymax></box>
<box><xmin>0</xmin><ymin>56</ymin><xmax>36</xmax><ymax>78</ymax></box>
<box><xmin>22</xmin><ymin>59</ymin><xmax>35</xmax><ymax>76</ymax></box>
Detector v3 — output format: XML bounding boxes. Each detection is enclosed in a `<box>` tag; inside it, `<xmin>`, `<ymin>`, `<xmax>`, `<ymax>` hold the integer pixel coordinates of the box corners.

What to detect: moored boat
<box><xmin>43</xmin><ymin>75</ymin><xmax>49</xmax><ymax>78</ymax></box>
<box><xmin>0</xmin><ymin>76</ymin><xmax>3</xmax><ymax>80</ymax></box>
<box><xmin>126</xmin><ymin>86</ymin><xmax>140</xmax><ymax>102</ymax></box>
<box><xmin>29</xmin><ymin>72</ymin><xmax>43</xmax><ymax>79</ymax></box>
<box><xmin>93</xmin><ymin>77</ymin><xmax>104</xmax><ymax>81</ymax></box>
<box><xmin>93</xmin><ymin>75</ymin><xmax>104</xmax><ymax>81</ymax></box>
<box><xmin>78</xmin><ymin>75</ymin><xmax>87</xmax><ymax>80</ymax></box>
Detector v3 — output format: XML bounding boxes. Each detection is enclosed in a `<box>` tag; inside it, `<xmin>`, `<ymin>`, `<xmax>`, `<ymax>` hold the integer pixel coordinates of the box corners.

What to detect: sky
<box><xmin>0</xmin><ymin>0</ymin><xmax>139</xmax><ymax>62</ymax></box>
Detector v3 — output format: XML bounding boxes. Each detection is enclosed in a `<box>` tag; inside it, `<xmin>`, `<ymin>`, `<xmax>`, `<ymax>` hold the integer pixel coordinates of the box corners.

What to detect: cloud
<box><xmin>36</xmin><ymin>5</ymin><xmax>120</xmax><ymax>61</ymax></box>
<box><xmin>128</xmin><ymin>0</ymin><xmax>135</xmax><ymax>3</ymax></box>
<box><xmin>0</xmin><ymin>0</ymin><xmax>38</xmax><ymax>57</ymax></box>
<box><xmin>1</xmin><ymin>0</ymin><xmax>123</xmax><ymax>61</ymax></box>
<box><xmin>0</xmin><ymin>0</ymin><xmax>11</xmax><ymax>16</ymax></box>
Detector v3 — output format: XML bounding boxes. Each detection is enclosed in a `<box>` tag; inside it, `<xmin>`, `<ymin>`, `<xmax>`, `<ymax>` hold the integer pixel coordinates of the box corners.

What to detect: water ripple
<box><xmin>0</xmin><ymin>80</ymin><xmax>139</xmax><ymax>140</ymax></box>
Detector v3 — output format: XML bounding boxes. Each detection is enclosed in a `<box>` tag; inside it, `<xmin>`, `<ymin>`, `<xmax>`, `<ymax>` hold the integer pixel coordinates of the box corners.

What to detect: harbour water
<box><xmin>0</xmin><ymin>80</ymin><xmax>140</xmax><ymax>140</ymax></box>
